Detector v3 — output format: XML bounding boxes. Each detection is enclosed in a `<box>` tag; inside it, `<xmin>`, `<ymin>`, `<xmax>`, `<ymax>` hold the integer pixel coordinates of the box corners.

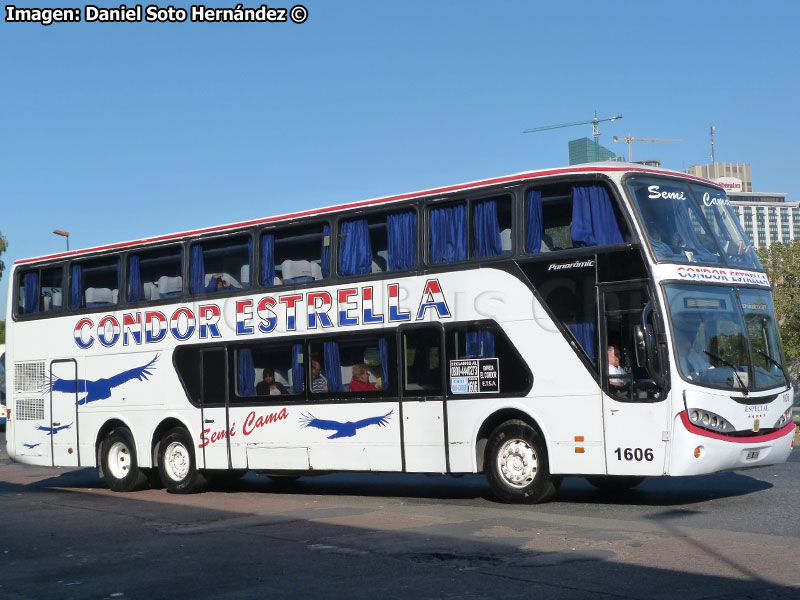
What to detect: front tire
<box><xmin>158</xmin><ymin>428</ymin><xmax>206</xmax><ymax>494</ymax></box>
<box><xmin>485</xmin><ymin>420</ymin><xmax>559</xmax><ymax>504</ymax></box>
<box><xmin>101</xmin><ymin>428</ymin><xmax>148</xmax><ymax>492</ymax></box>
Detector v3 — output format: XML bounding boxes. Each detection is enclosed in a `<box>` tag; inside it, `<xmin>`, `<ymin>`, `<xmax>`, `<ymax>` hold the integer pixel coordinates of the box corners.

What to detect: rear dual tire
<box><xmin>158</xmin><ymin>427</ymin><xmax>206</xmax><ymax>494</ymax></box>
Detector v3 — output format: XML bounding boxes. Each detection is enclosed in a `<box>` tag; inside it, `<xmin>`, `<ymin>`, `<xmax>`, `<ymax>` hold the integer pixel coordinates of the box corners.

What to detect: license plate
<box><xmin>746</xmin><ymin>451</ymin><xmax>760</xmax><ymax>460</ymax></box>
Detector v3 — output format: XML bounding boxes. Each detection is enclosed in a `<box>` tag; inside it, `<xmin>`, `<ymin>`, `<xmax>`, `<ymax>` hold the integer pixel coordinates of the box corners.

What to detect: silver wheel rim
<box><xmin>107</xmin><ymin>441</ymin><xmax>133</xmax><ymax>481</ymax></box>
<box><xmin>164</xmin><ymin>441</ymin><xmax>190</xmax><ymax>482</ymax></box>
<box><xmin>497</xmin><ymin>438</ymin><xmax>537</xmax><ymax>488</ymax></box>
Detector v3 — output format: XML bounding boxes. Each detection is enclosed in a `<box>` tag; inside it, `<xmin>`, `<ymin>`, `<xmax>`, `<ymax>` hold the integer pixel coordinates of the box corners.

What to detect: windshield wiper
<box><xmin>755</xmin><ymin>349</ymin><xmax>790</xmax><ymax>387</ymax></box>
<box><xmin>704</xmin><ymin>350</ymin><xmax>749</xmax><ymax>395</ymax></box>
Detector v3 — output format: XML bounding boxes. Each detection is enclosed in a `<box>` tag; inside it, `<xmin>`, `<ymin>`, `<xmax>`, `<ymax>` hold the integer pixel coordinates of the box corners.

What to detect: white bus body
<box><xmin>5</xmin><ymin>164</ymin><xmax>794</xmax><ymax>502</ymax></box>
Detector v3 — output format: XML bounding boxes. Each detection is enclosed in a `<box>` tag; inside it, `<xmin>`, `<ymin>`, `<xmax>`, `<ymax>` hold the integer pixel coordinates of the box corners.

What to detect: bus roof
<box><xmin>15</xmin><ymin>162</ymin><xmax>716</xmax><ymax>266</ymax></box>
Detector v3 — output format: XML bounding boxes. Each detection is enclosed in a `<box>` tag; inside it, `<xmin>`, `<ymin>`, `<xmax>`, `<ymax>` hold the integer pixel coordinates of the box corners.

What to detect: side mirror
<box><xmin>639</xmin><ymin>300</ymin><xmax>667</xmax><ymax>389</ymax></box>
<box><xmin>634</xmin><ymin>324</ymin><xmax>647</xmax><ymax>368</ymax></box>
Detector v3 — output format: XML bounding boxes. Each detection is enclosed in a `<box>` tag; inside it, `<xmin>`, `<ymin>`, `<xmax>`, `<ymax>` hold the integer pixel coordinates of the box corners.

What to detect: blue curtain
<box><xmin>571</xmin><ymin>185</ymin><xmax>624</xmax><ymax>248</ymax></box>
<box><xmin>378</xmin><ymin>338</ymin><xmax>389</xmax><ymax>389</ymax></box>
<box><xmin>190</xmin><ymin>245</ymin><xmax>205</xmax><ymax>294</ymax></box>
<box><xmin>526</xmin><ymin>190</ymin><xmax>543</xmax><ymax>253</ymax></box>
<box><xmin>116</xmin><ymin>258</ymin><xmax>121</xmax><ymax>297</ymax></box>
<box><xmin>339</xmin><ymin>219</ymin><xmax>373</xmax><ymax>276</ymax></box>
<box><xmin>387</xmin><ymin>211</ymin><xmax>416</xmax><ymax>271</ymax></box>
<box><xmin>430</xmin><ymin>204</ymin><xmax>467</xmax><ymax>264</ymax></box>
<box><xmin>466</xmin><ymin>330</ymin><xmax>495</xmax><ymax>358</ymax></box>
<box><xmin>472</xmin><ymin>200</ymin><xmax>503</xmax><ymax>258</ymax></box>
<box><xmin>127</xmin><ymin>255</ymin><xmax>142</xmax><ymax>302</ymax></box>
<box><xmin>324</xmin><ymin>341</ymin><xmax>342</xmax><ymax>392</ymax></box>
<box><xmin>261</xmin><ymin>234</ymin><xmax>275</xmax><ymax>286</ymax></box>
<box><xmin>23</xmin><ymin>272</ymin><xmax>39</xmax><ymax>314</ymax></box>
<box><xmin>70</xmin><ymin>264</ymin><xmax>82</xmax><ymax>309</ymax></box>
<box><xmin>291</xmin><ymin>343</ymin><xmax>304</xmax><ymax>394</ymax></box>
<box><xmin>568</xmin><ymin>322</ymin><xmax>596</xmax><ymax>363</ymax></box>
<box><xmin>238</xmin><ymin>348</ymin><xmax>256</xmax><ymax>396</ymax></box>
<box><xmin>245</xmin><ymin>237</ymin><xmax>252</xmax><ymax>288</ymax></box>
<box><xmin>321</xmin><ymin>224</ymin><xmax>331</xmax><ymax>278</ymax></box>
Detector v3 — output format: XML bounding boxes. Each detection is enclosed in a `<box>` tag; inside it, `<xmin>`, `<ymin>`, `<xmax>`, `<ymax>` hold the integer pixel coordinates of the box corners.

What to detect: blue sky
<box><xmin>2</xmin><ymin>1</ymin><xmax>799</xmax><ymax>316</ymax></box>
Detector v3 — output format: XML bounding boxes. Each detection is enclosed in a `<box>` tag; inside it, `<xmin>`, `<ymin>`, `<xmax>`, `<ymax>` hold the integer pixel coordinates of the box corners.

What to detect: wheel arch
<box><xmin>95</xmin><ymin>418</ymin><xmax>135</xmax><ymax>472</ymax></box>
<box><xmin>475</xmin><ymin>407</ymin><xmax>546</xmax><ymax>473</ymax></box>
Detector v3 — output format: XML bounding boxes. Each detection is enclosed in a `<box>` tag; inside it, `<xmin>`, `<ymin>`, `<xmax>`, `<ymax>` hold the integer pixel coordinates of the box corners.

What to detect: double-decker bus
<box><xmin>4</xmin><ymin>164</ymin><xmax>795</xmax><ymax>503</ymax></box>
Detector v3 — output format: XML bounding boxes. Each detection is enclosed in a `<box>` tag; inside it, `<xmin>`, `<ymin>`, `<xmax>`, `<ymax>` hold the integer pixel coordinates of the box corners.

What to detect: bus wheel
<box><xmin>158</xmin><ymin>428</ymin><xmax>206</xmax><ymax>494</ymax></box>
<box><xmin>101</xmin><ymin>428</ymin><xmax>148</xmax><ymax>492</ymax></box>
<box><xmin>585</xmin><ymin>475</ymin><xmax>645</xmax><ymax>491</ymax></box>
<box><xmin>485</xmin><ymin>420</ymin><xmax>558</xmax><ymax>504</ymax></box>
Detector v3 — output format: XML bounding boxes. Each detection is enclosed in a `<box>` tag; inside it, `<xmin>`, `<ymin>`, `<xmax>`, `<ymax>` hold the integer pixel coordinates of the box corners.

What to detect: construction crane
<box><xmin>612</xmin><ymin>134</ymin><xmax>682</xmax><ymax>162</ymax></box>
<box><xmin>523</xmin><ymin>111</ymin><xmax>623</xmax><ymax>162</ymax></box>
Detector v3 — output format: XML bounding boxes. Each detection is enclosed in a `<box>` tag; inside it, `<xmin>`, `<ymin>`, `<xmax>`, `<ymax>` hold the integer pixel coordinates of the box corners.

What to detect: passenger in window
<box><xmin>349</xmin><ymin>364</ymin><xmax>381</xmax><ymax>391</ymax></box>
<box><xmin>607</xmin><ymin>345</ymin><xmax>629</xmax><ymax>389</ymax></box>
<box><xmin>648</xmin><ymin>224</ymin><xmax>675</xmax><ymax>258</ymax></box>
<box><xmin>256</xmin><ymin>368</ymin><xmax>287</xmax><ymax>396</ymax></box>
<box><xmin>206</xmin><ymin>274</ymin><xmax>232</xmax><ymax>292</ymax></box>
<box><xmin>670</xmin><ymin>231</ymin><xmax>688</xmax><ymax>254</ymax></box>
<box><xmin>310</xmin><ymin>359</ymin><xmax>328</xmax><ymax>393</ymax></box>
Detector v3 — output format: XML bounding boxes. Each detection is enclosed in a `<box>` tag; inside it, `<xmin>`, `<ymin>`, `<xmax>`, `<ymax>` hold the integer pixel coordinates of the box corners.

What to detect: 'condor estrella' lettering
<box><xmin>71</xmin><ymin>281</ymin><xmax>453</xmax><ymax>349</ymax></box>
<box><xmin>97</xmin><ymin>316</ymin><xmax>121</xmax><ymax>347</ymax></box>
<box><xmin>307</xmin><ymin>291</ymin><xmax>334</xmax><ymax>329</ymax></box>
<box><xmin>170</xmin><ymin>307</ymin><xmax>196</xmax><ymax>341</ymax></box>
<box><xmin>416</xmin><ymin>279</ymin><xmax>451</xmax><ymax>320</ymax></box>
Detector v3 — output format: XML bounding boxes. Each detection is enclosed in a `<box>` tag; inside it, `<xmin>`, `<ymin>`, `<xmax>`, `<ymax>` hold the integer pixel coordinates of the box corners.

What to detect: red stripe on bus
<box><xmin>678</xmin><ymin>411</ymin><xmax>796</xmax><ymax>443</ymax></box>
<box><xmin>15</xmin><ymin>166</ymin><xmax>715</xmax><ymax>266</ymax></box>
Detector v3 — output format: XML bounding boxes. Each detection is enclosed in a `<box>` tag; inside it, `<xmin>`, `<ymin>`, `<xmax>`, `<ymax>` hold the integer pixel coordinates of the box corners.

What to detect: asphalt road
<box><xmin>1</xmin><ymin>431</ymin><xmax>799</xmax><ymax>600</ymax></box>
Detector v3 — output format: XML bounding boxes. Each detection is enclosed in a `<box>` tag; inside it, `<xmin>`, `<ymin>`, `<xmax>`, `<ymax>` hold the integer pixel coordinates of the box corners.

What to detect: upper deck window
<box><xmin>16</xmin><ymin>266</ymin><xmax>63</xmax><ymax>315</ymax></box>
<box><xmin>338</xmin><ymin>209</ymin><xmax>417</xmax><ymax>276</ymax></box>
<box><xmin>429</xmin><ymin>195</ymin><xmax>512</xmax><ymax>264</ymax></box>
<box><xmin>127</xmin><ymin>245</ymin><xmax>183</xmax><ymax>303</ymax></box>
<box><xmin>261</xmin><ymin>223</ymin><xmax>330</xmax><ymax>287</ymax></box>
<box><xmin>190</xmin><ymin>235</ymin><xmax>251</xmax><ymax>295</ymax></box>
<box><xmin>525</xmin><ymin>183</ymin><xmax>626</xmax><ymax>254</ymax></box>
<box><xmin>70</xmin><ymin>258</ymin><xmax>120</xmax><ymax>310</ymax></box>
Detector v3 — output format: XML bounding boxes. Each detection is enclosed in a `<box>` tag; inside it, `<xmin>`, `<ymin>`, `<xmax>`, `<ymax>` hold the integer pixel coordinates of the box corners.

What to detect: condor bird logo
<box><xmin>299</xmin><ymin>410</ymin><xmax>393</xmax><ymax>439</ymax></box>
<box><xmin>46</xmin><ymin>355</ymin><xmax>159</xmax><ymax>405</ymax></box>
<box><xmin>35</xmin><ymin>423</ymin><xmax>73</xmax><ymax>435</ymax></box>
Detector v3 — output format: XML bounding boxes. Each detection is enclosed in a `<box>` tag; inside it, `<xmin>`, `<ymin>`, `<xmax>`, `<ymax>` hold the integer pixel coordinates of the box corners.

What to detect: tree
<box><xmin>0</xmin><ymin>230</ymin><xmax>6</xmax><ymax>284</ymax></box>
<box><xmin>756</xmin><ymin>242</ymin><xmax>800</xmax><ymax>401</ymax></box>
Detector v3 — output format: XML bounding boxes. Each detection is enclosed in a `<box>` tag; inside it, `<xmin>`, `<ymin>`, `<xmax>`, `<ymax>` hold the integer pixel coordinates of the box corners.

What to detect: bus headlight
<box><xmin>773</xmin><ymin>407</ymin><xmax>792</xmax><ymax>429</ymax></box>
<box><xmin>688</xmin><ymin>408</ymin><xmax>733</xmax><ymax>433</ymax></box>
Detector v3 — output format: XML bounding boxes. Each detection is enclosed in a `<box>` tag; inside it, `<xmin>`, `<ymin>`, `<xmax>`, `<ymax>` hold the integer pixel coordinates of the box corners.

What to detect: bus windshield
<box><xmin>625</xmin><ymin>175</ymin><xmax>762</xmax><ymax>270</ymax></box>
<box><xmin>665</xmin><ymin>283</ymin><xmax>787</xmax><ymax>392</ymax></box>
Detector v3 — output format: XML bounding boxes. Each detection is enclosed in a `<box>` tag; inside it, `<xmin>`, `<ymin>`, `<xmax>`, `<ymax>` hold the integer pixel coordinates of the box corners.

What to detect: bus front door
<box><xmin>199</xmin><ymin>348</ymin><xmax>230</xmax><ymax>470</ymax></box>
<box><xmin>600</xmin><ymin>285</ymin><xmax>670</xmax><ymax>476</ymax></box>
<box><xmin>50</xmin><ymin>359</ymin><xmax>79</xmax><ymax>467</ymax></box>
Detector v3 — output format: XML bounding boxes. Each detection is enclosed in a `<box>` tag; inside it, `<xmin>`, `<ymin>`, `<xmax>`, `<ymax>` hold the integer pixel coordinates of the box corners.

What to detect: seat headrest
<box><xmin>85</xmin><ymin>287</ymin><xmax>113</xmax><ymax>303</ymax></box>
<box><xmin>158</xmin><ymin>275</ymin><xmax>183</xmax><ymax>293</ymax></box>
<box><xmin>281</xmin><ymin>260</ymin><xmax>313</xmax><ymax>280</ymax></box>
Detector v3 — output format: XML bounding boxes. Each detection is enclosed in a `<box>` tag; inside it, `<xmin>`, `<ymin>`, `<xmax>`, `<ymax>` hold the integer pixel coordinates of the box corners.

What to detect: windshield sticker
<box><xmin>741</xmin><ymin>302</ymin><xmax>768</xmax><ymax>311</ymax></box>
<box><xmin>450</xmin><ymin>358</ymin><xmax>499</xmax><ymax>394</ymax></box>
<box><xmin>648</xmin><ymin>185</ymin><xmax>686</xmax><ymax>201</ymax></box>
<box><xmin>701</xmin><ymin>191</ymin><xmax>731</xmax><ymax>207</ymax></box>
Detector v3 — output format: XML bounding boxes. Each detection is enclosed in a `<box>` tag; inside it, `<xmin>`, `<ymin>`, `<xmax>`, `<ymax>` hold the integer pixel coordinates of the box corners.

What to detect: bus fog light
<box><xmin>691</xmin><ymin>411</ymin><xmax>699</xmax><ymax>422</ymax></box>
<box><xmin>694</xmin><ymin>446</ymin><xmax>703</xmax><ymax>458</ymax></box>
<box><xmin>702</xmin><ymin>413</ymin><xmax>710</xmax><ymax>425</ymax></box>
